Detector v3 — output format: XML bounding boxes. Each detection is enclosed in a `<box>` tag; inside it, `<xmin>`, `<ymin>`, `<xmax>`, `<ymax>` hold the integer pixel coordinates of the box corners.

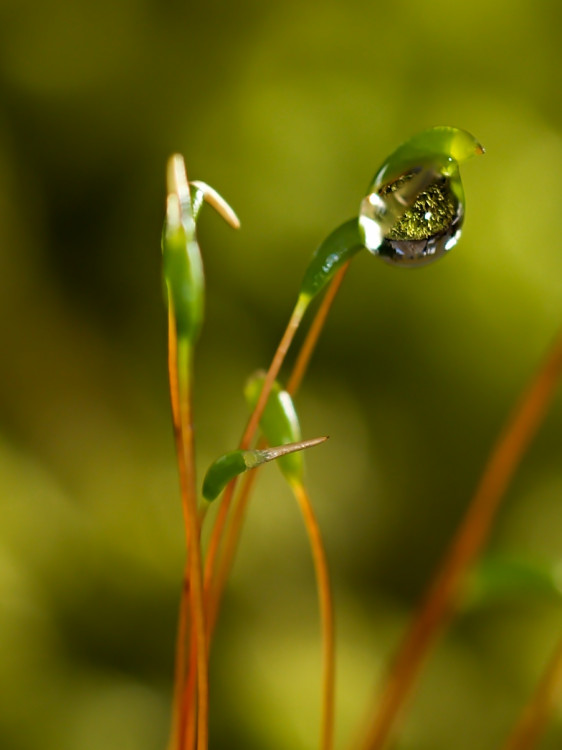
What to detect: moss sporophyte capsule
<box><xmin>359</xmin><ymin>127</ymin><xmax>484</xmax><ymax>267</ymax></box>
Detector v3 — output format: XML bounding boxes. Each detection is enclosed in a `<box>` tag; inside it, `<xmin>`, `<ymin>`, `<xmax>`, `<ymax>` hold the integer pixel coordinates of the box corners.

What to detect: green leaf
<box><xmin>162</xmin><ymin>155</ymin><xmax>205</xmax><ymax>345</ymax></box>
<box><xmin>161</xmin><ymin>159</ymin><xmax>240</xmax><ymax>346</ymax></box>
<box><xmin>162</xmin><ymin>220</ymin><xmax>205</xmax><ymax>345</ymax></box>
<box><xmin>244</xmin><ymin>372</ymin><xmax>305</xmax><ymax>483</ymax></box>
<box><xmin>298</xmin><ymin>128</ymin><xmax>483</xmax><ymax>292</ymax></box>
<box><xmin>202</xmin><ymin>437</ymin><xmax>327</xmax><ymax>501</ymax></box>
<box><xmin>462</xmin><ymin>556</ymin><xmax>562</xmax><ymax>611</ymax></box>
<box><xmin>368</xmin><ymin>126</ymin><xmax>484</xmax><ymax>192</ymax></box>
<box><xmin>299</xmin><ymin>218</ymin><xmax>364</xmax><ymax>304</ymax></box>
<box><xmin>202</xmin><ymin>451</ymin><xmax>248</xmax><ymax>501</ymax></box>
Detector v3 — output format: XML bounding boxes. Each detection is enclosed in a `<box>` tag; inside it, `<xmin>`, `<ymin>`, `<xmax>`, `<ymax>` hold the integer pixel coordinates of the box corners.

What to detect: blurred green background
<box><xmin>2</xmin><ymin>1</ymin><xmax>562</xmax><ymax>748</ymax></box>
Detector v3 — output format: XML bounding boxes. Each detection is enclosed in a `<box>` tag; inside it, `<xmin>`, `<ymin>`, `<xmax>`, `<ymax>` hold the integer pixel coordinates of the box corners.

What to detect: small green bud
<box><xmin>161</xmin><ymin>159</ymin><xmax>240</xmax><ymax>345</ymax></box>
<box><xmin>245</xmin><ymin>372</ymin><xmax>318</xmax><ymax>483</ymax></box>
<box><xmin>162</xmin><ymin>155</ymin><xmax>205</xmax><ymax>344</ymax></box>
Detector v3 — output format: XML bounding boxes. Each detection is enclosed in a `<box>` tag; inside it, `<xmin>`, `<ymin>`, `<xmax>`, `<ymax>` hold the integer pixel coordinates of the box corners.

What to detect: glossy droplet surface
<box><xmin>359</xmin><ymin>168</ymin><xmax>464</xmax><ymax>267</ymax></box>
<box><xmin>358</xmin><ymin>127</ymin><xmax>483</xmax><ymax>268</ymax></box>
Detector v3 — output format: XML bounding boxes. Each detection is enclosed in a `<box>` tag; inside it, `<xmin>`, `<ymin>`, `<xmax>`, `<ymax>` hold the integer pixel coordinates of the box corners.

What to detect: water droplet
<box><xmin>358</xmin><ymin>126</ymin><xmax>483</xmax><ymax>268</ymax></box>
<box><xmin>359</xmin><ymin>167</ymin><xmax>464</xmax><ymax>267</ymax></box>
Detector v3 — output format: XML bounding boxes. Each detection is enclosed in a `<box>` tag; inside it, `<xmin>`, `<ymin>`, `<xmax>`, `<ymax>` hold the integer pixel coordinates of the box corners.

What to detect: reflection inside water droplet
<box><xmin>359</xmin><ymin>168</ymin><xmax>464</xmax><ymax>267</ymax></box>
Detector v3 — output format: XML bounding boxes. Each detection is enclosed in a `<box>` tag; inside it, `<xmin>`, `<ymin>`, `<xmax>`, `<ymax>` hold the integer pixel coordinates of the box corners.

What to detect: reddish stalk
<box><xmin>180</xmin><ymin>627</ymin><xmax>199</xmax><ymax>750</ymax></box>
<box><xmin>359</xmin><ymin>327</ymin><xmax>562</xmax><ymax>750</ymax></box>
<box><xmin>168</xmin><ymin>563</ymin><xmax>190</xmax><ymax>750</ymax></box>
<box><xmin>168</xmin><ymin>314</ymin><xmax>188</xmax><ymax>750</ymax></box>
<box><xmin>207</xmin><ymin>272</ymin><xmax>349</xmax><ymax>750</ymax></box>
<box><xmin>292</xmin><ymin>480</ymin><xmax>336</xmax><ymax>750</ymax></box>
<box><xmin>206</xmin><ymin>467</ymin><xmax>259</xmax><ymax>640</ymax></box>
<box><xmin>501</xmin><ymin>635</ymin><xmax>562</xmax><ymax>750</ymax></box>
<box><xmin>206</xmin><ymin>464</ymin><xmax>336</xmax><ymax>750</ymax></box>
<box><xmin>167</xmin><ymin>310</ymin><xmax>209</xmax><ymax>750</ymax></box>
<box><xmin>240</xmin><ymin>296</ymin><xmax>309</xmax><ymax>450</ymax></box>
<box><xmin>203</xmin><ymin>297</ymin><xmax>308</xmax><ymax>623</ymax></box>
<box><xmin>287</xmin><ymin>263</ymin><xmax>350</xmax><ymax>396</ymax></box>
<box><xmin>206</xmin><ymin>268</ymin><xmax>351</xmax><ymax>638</ymax></box>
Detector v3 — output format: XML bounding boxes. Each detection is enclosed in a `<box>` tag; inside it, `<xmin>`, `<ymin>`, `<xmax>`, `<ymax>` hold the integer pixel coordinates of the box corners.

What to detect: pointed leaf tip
<box><xmin>202</xmin><ymin>437</ymin><xmax>328</xmax><ymax>501</ymax></box>
<box><xmin>259</xmin><ymin>435</ymin><xmax>329</xmax><ymax>464</ymax></box>
<box><xmin>162</xmin><ymin>154</ymin><xmax>205</xmax><ymax>345</ymax></box>
<box><xmin>167</xmin><ymin>154</ymin><xmax>191</xmax><ymax>213</ymax></box>
<box><xmin>190</xmin><ymin>180</ymin><xmax>240</xmax><ymax>229</ymax></box>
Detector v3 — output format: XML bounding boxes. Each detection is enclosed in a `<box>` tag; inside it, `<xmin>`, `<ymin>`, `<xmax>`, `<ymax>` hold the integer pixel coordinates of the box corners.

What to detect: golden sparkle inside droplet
<box><xmin>379</xmin><ymin>172</ymin><xmax>457</xmax><ymax>241</ymax></box>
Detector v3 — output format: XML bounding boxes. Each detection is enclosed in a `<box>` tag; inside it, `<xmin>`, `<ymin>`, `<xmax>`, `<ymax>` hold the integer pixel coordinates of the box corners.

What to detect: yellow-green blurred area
<box><xmin>2</xmin><ymin>0</ymin><xmax>562</xmax><ymax>748</ymax></box>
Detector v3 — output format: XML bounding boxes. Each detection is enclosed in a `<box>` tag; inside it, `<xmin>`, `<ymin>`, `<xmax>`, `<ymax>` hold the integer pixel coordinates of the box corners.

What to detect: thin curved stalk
<box><xmin>168</xmin><ymin>563</ymin><xmax>190</xmax><ymax>750</ymax></box>
<box><xmin>287</xmin><ymin>263</ymin><xmax>350</xmax><ymax>396</ymax></box>
<box><xmin>206</xmin><ymin>270</ymin><xmax>351</xmax><ymax>637</ymax></box>
<box><xmin>168</xmin><ymin>314</ymin><xmax>189</xmax><ymax>750</ymax></box>
<box><xmin>203</xmin><ymin>297</ymin><xmax>308</xmax><ymax>622</ymax></box>
<box><xmin>180</xmin><ymin>628</ymin><xmax>199</xmax><ymax>750</ymax></box>
<box><xmin>206</xmin><ymin>468</ymin><xmax>259</xmax><ymax>639</ymax></box>
<box><xmin>359</xmin><ymin>327</ymin><xmax>562</xmax><ymax>750</ymax></box>
<box><xmin>501</xmin><ymin>635</ymin><xmax>562</xmax><ymax>750</ymax></box>
<box><xmin>206</xmin><ymin>466</ymin><xmax>336</xmax><ymax>750</ymax></box>
<box><xmin>291</xmin><ymin>480</ymin><xmax>336</xmax><ymax>750</ymax></box>
<box><xmin>240</xmin><ymin>296</ymin><xmax>309</xmax><ymax>449</ymax></box>
<box><xmin>167</xmin><ymin>311</ymin><xmax>208</xmax><ymax>750</ymax></box>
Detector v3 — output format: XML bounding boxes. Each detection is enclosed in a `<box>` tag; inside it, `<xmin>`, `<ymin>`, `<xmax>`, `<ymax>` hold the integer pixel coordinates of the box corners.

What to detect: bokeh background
<box><xmin>2</xmin><ymin>1</ymin><xmax>562</xmax><ymax>749</ymax></box>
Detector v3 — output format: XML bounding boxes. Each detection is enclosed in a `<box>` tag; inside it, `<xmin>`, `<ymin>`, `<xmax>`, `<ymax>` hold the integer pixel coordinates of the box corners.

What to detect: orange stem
<box><xmin>287</xmin><ymin>264</ymin><xmax>350</xmax><ymax>396</ymax></box>
<box><xmin>501</xmin><ymin>635</ymin><xmax>562</xmax><ymax>750</ymax></box>
<box><xmin>167</xmin><ymin>309</ymin><xmax>208</xmax><ymax>750</ymax></box>
<box><xmin>292</xmin><ymin>481</ymin><xmax>336</xmax><ymax>750</ymax></box>
<box><xmin>169</xmin><ymin>562</ymin><xmax>190</xmax><ymax>750</ymax></box>
<box><xmin>203</xmin><ymin>297</ymin><xmax>308</xmax><ymax>626</ymax></box>
<box><xmin>206</xmin><ymin>467</ymin><xmax>259</xmax><ymax>640</ymax></box>
<box><xmin>208</xmin><ymin>467</ymin><xmax>336</xmax><ymax>750</ymax></box>
<box><xmin>180</xmin><ymin>625</ymin><xmax>199</xmax><ymax>750</ymax></box>
<box><xmin>167</xmin><ymin>313</ymin><xmax>188</xmax><ymax>750</ymax></box>
<box><xmin>206</xmin><ymin>270</ymin><xmax>351</xmax><ymax>638</ymax></box>
<box><xmin>359</xmin><ymin>327</ymin><xmax>562</xmax><ymax>750</ymax></box>
<box><xmin>240</xmin><ymin>296</ymin><xmax>308</xmax><ymax>450</ymax></box>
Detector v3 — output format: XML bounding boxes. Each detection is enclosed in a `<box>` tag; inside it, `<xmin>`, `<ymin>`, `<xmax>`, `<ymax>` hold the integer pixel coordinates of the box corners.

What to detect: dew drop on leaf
<box><xmin>359</xmin><ymin>166</ymin><xmax>464</xmax><ymax>267</ymax></box>
<box><xmin>358</xmin><ymin>126</ymin><xmax>483</xmax><ymax>268</ymax></box>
